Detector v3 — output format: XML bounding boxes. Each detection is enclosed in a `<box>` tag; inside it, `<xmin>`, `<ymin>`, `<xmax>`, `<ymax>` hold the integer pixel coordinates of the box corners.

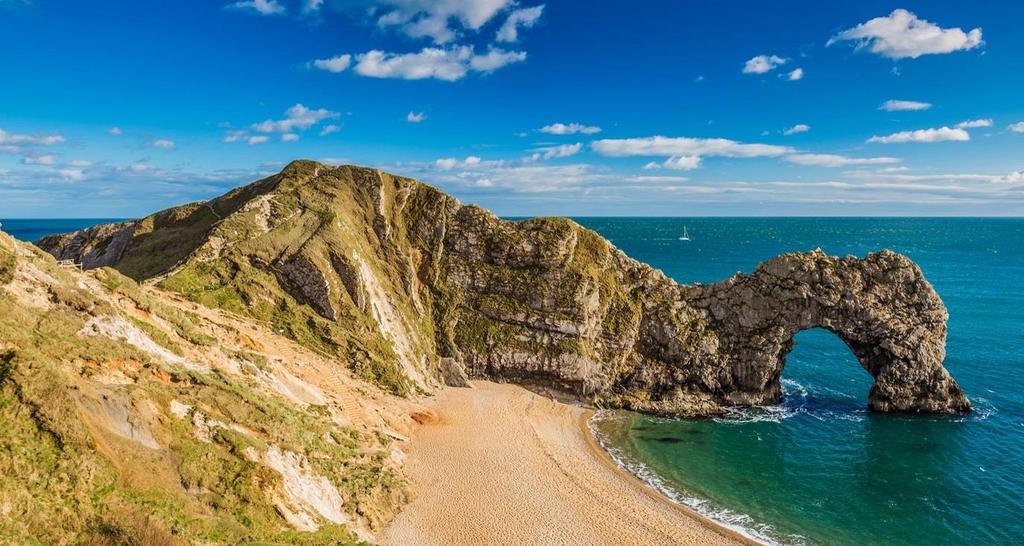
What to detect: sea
<box><xmin>4</xmin><ymin>217</ymin><xmax>1022</xmax><ymax>545</ymax></box>
<box><xmin>573</xmin><ymin>218</ymin><xmax>1023</xmax><ymax>546</ymax></box>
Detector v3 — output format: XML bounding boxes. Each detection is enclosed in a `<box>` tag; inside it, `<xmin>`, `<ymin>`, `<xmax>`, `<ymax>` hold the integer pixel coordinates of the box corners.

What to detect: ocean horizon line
<box><xmin>4</xmin><ymin>215</ymin><xmax>1024</xmax><ymax>221</ymax></box>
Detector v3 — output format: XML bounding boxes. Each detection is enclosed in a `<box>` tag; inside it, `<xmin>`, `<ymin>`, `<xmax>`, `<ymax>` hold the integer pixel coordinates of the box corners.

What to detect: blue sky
<box><xmin>1</xmin><ymin>0</ymin><xmax>1022</xmax><ymax>217</ymax></box>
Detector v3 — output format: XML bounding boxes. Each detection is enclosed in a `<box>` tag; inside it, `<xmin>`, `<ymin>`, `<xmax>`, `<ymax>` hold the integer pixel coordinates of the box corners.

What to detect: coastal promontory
<box><xmin>39</xmin><ymin>160</ymin><xmax>971</xmax><ymax>416</ymax></box>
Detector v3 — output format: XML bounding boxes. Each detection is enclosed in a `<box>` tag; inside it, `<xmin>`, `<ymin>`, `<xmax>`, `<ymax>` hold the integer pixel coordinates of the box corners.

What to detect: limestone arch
<box><xmin>689</xmin><ymin>249</ymin><xmax>971</xmax><ymax>413</ymax></box>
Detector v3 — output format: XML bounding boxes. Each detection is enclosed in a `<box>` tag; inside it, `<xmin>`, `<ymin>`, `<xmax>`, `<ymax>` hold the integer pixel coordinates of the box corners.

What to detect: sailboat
<box><xmin>679</xmin><ymin>226</ymin><xmax>690</xmax><ymax>241</ymax></box>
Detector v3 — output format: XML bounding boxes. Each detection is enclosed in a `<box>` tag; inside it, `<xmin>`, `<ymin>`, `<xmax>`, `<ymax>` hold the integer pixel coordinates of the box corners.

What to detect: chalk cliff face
<box><xmin>39</xmin><ymin>160</ymin><xmax>971</xmax><ymax>415</ymax></box>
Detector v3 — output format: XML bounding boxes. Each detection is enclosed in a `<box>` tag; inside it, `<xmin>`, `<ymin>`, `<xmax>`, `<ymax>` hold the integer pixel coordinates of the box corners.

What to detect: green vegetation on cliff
<box><xmin>0</xmin><ymin>229</ymin><xmax>403</xmax><ymax>545</ymax></box>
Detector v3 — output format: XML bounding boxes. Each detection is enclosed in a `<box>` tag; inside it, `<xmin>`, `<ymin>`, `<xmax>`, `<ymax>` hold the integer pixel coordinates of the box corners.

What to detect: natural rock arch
<box><xmin>685</xmin><ymin>249</ymin><xmax>972</xmax><ymax>413</ymax></box>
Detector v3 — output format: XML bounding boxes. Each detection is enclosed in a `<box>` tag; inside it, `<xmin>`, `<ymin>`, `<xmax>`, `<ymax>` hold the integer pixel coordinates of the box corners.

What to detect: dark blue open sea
<box><xmin>5</xmin><ymin>217</ymin><xmax>1022</xmax><ymax>545</ymax></box>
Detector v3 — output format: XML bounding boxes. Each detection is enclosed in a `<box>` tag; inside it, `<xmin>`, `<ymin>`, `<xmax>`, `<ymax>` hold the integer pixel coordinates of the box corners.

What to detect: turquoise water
<box><xmin>574</xmin><ymin>218</ymin><xmax>1023</xmax><ymax>546</ymax></box>
<box><xmin>6</xmin><ymin>218</ymin><xmax>1022</xmax><ymax>544</ymax></box>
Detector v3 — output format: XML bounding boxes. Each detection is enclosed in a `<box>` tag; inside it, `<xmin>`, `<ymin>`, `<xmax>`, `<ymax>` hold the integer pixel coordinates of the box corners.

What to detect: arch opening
<box><xmin>776</xmin><ymin>328</ymin><xmax>874</xmax><ymax>412</ymax></box>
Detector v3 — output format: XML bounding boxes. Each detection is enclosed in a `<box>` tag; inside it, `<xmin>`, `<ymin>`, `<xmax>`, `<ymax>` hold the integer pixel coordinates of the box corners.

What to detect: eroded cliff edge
<box><xmin>0</xmin><ymin>224</ymin><xmax>414</xmax><ymax>543</ymax></box>
<box><xmin>39</xmin><ymin>160</ymin><xmax>971</xmax><ymax>415</ymax></box>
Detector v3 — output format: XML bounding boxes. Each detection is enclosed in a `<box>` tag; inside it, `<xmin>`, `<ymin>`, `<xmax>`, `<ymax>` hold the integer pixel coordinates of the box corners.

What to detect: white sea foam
<box><xmin>713</xmin><ymin>404</ymin><xmax>799</xmax><ymax>425</ymax></box>
<box><xmin>588</xmin><ymin>411</ymin><xmax>807</xmax><ymax>546</ymax></box>
<box><xmin>781</xmin><ymin>378</ymin><xmax>808</xmax><ymax>399</ymax></box>
<box><xmin>710</xmin><ymin>379</ymin><xmax>872</xmax><ymax>425</ymax></box>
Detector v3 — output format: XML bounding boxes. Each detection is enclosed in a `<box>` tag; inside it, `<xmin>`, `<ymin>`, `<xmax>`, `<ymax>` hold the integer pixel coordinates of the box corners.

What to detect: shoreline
<box><xmin>383</xmin><ymin>381</ymin><xmax>753</xmax><ymax>545</ymax></box>
<box><xmin>579</xmin><ymin>410</ymin><xmax>764</xmax><ymax>546</ymax></box>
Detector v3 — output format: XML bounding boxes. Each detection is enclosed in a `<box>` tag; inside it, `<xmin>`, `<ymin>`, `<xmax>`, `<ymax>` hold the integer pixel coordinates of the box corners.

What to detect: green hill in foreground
<box><xmin>2</xmin><ymin>225</ymin><xmax>413</xmax><ymax>544</ymax></box>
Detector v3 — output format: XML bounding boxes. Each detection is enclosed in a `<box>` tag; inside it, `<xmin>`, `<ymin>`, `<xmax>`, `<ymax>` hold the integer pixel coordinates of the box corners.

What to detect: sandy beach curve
<box><xmin>382</xmin><ymin>381</ymin><xmax>756</xmax><ymax>545</ymax></box>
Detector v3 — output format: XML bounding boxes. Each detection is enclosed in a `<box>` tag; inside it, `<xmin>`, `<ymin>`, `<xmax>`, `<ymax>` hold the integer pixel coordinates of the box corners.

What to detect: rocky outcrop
<box><xmin>280</xmin><ymin>254</ymin><xmax>337</xmax><ymax>320</ymax></box>
<box><xmin>38</xmin><ymin>160</ymin><xmax>971</xmax><ymax>416</ymax></box>
<box><xmin>40</xmin><ymin>221</ymin><xmax>136</xmax><ymax>269</ymax></box>
<box><xmin>438</xmin><ymin>357</ymin><xmax>472</xmax><ymax>388</ymax></box>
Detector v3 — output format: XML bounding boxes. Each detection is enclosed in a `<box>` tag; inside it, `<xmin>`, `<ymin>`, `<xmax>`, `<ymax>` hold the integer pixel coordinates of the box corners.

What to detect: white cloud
<box><xmin>845</xmin><ymin>170</ymin><xmax>1024</xmax><ymax>186</ymax></box>
<box><xmin>783</xmin><ymin>124</ymin><xmax>810</xmax><ymax>135</ymax></box>
<box><xmin>22</xmin><ymin>154</ymin><xmax>57</xmax><ymax>165</ymax></box>
<box><xmin>225</xmin><ymin>0</ymin><xmax>285</xmax><ymax>16</ymax></box>
<box><xmin>435</xmin><ymin>156</ymin><xmax>482</xmax><ymax>170</ymax></box>
<box><xmin>310</xmin><ymin>55</ymin><xmax>352</xmax><ymax>73</ymax></box>
<box><xmin>0</xmin><ymin>163</ymin><xmax>291</xmax><ymax>217</ymax></box>
<box><xmin>0</xmin><ymin>128</ymin><xmax>65</xmax><ymax>146</ymax></box>
<box><xmin>410</xmin><ymin>160</ymin><xmax>613</xmax><ymax>193</ymax></box>
<box><xmin>319</xmin><ymin>124</ymin><xmax>341</xmax><ymax>136</ymax></box>
<box><xmin>1009</xmin><ymin>122</ymin><xmax>1024</xmax><ymax>133</ymax></box>
<box><xmin>880</xmin><ymin>99</ymin><xmax>932</xmax><ymax>112</ymax></box>
<box><xmin>108</xmin><ymin>127</ymin><xmax>124</xmax><ymax>136</ymax></box>
<box><xmin>253</xmin><ymin>104</ymin><xmax>340</xmax><ymax>133</ymax></box>
<box><xmin>743</xmin><ymin>54</ymin><xmax>787</xmax><ymax>74</ymax></box>
<box><xmin>356</xmin><ymin>48</ymin><xmax>466</xmax><ymax>80</ymax></box>
<box><xmin>374</xmin><ymin>0</ymin><xmax>517</xmax><ymax>44</ymax></box>
<box><xmin>631</xmin><ymin>175</ymin><xmax>691</xmax><ymax>183</ymax></box>
<box><xmin>68</xmin><ymin>160</ymin><xmax>93</xmax><ymax>167</ymax></box>
<box><xmin>391</xmin><ymin>159</ymin><xmax>714</xmax><ymax>196</ymax></box>
<box><xmin>785</xmin><ymin>154</ymin><xmax>901</xmax><ymax>167</ymax></box>
<box><xmin>787</xmin><ymin>68</ymin><xmax>804</xmax><ymax>81</ymax></box>
<box><xmin>469</xmin><ymin>48</ymin><xmax>528</xmax><ymax>72</ymax></box>
<box><xmin>867</xmin><ymin>126</ymin><xmax>970</xmax><ymax>144</ymax></box>
<box><xmin>57</xmin><ymin>169</ymin><xmax>86</xmax><ymax>181</ymax></box>
<box><xmin>644</xmin><ymin>156</ymin><xmax>702</xmax><ymax>170</ymax></box>
<box><xmin>297</xmin><ymin>1</ymin><xmax>543</xmax><ymax>44</ymax></box>
<box><xmin>1000</xmin><ymin>171</ymin><xmax>1023</xmax><ymax>183</ymax></box>
<box><xmin>150</xmin><ymin>139</ymin><xmax>176</xmax><ymax>149</ymax></box>
<box><xmin>247</xmin><ymin>135</ymin><xmax>270</xmax><ymax>145</ymax></box>
<box><xmin>592</xmin><ymin>136</ymin><xmax>793</xmax><ymax>163</ymax></box>
<box><xmin>224</xmin><ymin>130</ymin><xmax>247</xmax><ymax>143</ymax></box>
<box><xmin>496</xmin><ymin>5</ymin><xmax>544</xmax><ymax>42</ymax></box>
<box><xmin>529</xmin><ymin>143</ymin><xmax>582</xmax><ymax>161</ymax></box>
<box><xmin>302</xmin><ymin>0</ymin><xmax>323</xmax><ymax>14</ymax></box>
<box><xmin>352</xmin><ymin>46</ymin><xmax>525</xmax><ymax>81</ymax></box>
<box><xmin>406</xmin><ymin>111</ymin><xmax>427</xmax><ymax>123</ymax></box>
<box><xmin>829</xmin><ymin>9</ymin><xmax>983</xmax><ymax>59</ymax></box>
<box><xmin>955</xmin><ymin>119</ymin><xmax>992</xmax><ymax>129</ymax></box>
<box><xmin>281</xmin><ymin>133</ymin><xmax>300</xmax><ymax>142</ymax></box>
<box><xmin>540</xmin><ymin>122</ymin><xmax>601</xmax><ymax>135</ymax></box>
